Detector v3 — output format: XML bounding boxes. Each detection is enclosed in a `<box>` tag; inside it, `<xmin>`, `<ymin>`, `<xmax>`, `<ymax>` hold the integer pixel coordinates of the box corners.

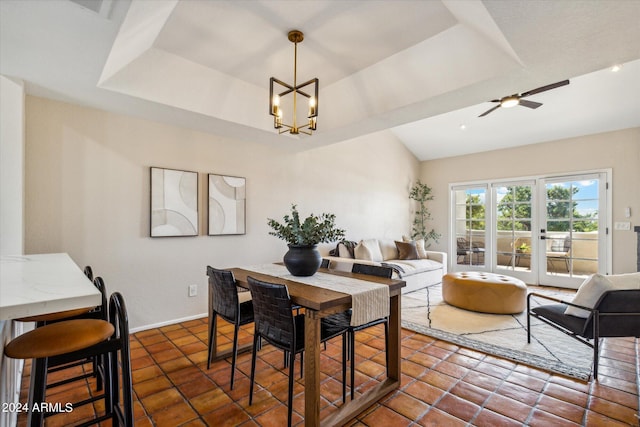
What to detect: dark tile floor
<box><xmin>18</xmin><ymin>317</ymin><xmax>639</xmax><ymax>426</ymax></box>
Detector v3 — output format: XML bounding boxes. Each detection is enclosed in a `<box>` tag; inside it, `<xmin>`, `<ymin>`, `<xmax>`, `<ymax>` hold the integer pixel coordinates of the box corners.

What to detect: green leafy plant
<box><xmin>409</xmin><ymin>180</ymin><xmax>441</xmax><ymax>248</ymax></box>
<box><xmin>518</xmin><ymin>242</ymin><xmax>530</xmax><ymax>252</ymax></box>
<box><xmin>268</xmin><ymin>204</ymin><xmax>345</xmax><ymax>246</ymax></box>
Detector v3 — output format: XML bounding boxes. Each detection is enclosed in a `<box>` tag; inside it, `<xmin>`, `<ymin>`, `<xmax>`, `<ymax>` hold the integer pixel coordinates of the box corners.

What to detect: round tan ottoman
<box><xmin>442</xmin><ymin>272</ymin><xmax>527</xmax><ymax>314</ymax></box>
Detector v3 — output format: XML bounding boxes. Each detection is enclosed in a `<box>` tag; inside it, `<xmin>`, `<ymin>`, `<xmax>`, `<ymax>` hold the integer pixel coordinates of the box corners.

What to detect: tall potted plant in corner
<box><xmin>409</xmin><ymin>180</ymin><xmax>441</xmax><ymax>248</ymax></box>
<box><xmin>268</xmin><ymin>204</ymin><xmax>345</xmax><ymax>276</ymax></box>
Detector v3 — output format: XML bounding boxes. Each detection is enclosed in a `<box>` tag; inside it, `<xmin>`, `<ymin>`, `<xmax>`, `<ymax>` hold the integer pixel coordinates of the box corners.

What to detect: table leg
<box><xmin>387</xmin><ymin>294</ymin><xmax>401</xmax><ymax>380</ymax></box>
<box><xmin>304</xmin><ymin>310</ymin><xmax>321</xmax><ymax>426</ymax></box>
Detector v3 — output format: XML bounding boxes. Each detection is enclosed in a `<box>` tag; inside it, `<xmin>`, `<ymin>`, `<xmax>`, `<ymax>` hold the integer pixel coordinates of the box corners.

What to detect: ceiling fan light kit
<box><xmin>479</xmin><ymin>79</ymin><xmax>570</xmax><ymax>117</ymax></box>
<box><xmin>500</xmin><ymin>96</ymin><xmax>520</xmax><ymax>108</ymax></box>
<box><xmin>269</xmin><ymin>30</ymin><xmax>319</xmax><ymax>136</ymax></box>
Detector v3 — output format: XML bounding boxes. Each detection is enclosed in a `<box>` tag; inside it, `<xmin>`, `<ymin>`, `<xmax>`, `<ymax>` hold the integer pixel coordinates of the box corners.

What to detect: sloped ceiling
<box><xmin>1</xmin><ymin>0</ymin><xmax>639</xmax><ymax>159</ymax></box>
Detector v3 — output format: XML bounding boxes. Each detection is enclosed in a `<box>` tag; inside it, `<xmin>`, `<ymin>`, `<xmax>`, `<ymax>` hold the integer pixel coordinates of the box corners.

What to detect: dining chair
<box><xmin>206</xmin><ymin>266</ymin><xmax>254</xmax><ymax>390</ymax></box>
<box><xmin>247</xmin><ymin>276</ymin><xmax>348</xmax><ymax>427</ymax></box>
<box><xmin>346</xmin><ymin>263</ymin><xmax>392</xmax><ymax>399</ymax></box>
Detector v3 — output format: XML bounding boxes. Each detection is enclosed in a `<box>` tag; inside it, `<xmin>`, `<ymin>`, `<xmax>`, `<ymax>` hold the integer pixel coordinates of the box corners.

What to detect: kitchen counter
<box><xmin>0</xmin><ymin>253</ymin><xmax>101</xmax><ymax>320</ymax></box>
<box><xmin>0</xmin><ymin>253</ymin><xmax>101</xmax><ymax>427</ymax></box>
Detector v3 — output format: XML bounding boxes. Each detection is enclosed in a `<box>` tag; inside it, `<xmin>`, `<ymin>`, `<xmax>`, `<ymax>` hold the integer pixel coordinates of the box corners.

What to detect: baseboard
<box><xmin>130</xmin><ymin>312</ymin><xmax>208</xmax><ymax>333</ymax></box>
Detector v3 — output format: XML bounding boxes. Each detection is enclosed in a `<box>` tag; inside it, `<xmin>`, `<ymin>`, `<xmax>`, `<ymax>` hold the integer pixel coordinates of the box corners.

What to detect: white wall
<box><xmin>420</xmin><ymin>128</ymin><xmax>640</xmax><ymax>274</ymax></box>
<box><xmin>24</xmin><ymin>96</ymin><xmax>420</xmax><ymax>329</ymax></box>
<box><xmin>0</xmin><ymin>75</ymin><xmax>25</xmax><ymax>256</ymax></box>
<box><xmin>0</xmin><ymin>75</ymin><xmax>25</xmax><ymax>427</ymax></box>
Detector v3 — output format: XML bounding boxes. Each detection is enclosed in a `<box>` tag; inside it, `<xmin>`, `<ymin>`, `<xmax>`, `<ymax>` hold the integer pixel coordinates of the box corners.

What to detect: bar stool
<box><xmin>15</xmin><ymin>272</ymin><xmax>108</xmax><ymax>391</ymax></box>
<box><xmin>4</xmin><ymin>292</ymin><xmax>133</xmax><ymax>427</ymax></box>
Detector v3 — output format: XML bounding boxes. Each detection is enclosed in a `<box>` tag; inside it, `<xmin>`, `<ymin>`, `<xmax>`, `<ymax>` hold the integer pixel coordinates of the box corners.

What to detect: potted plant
<box><xmin>409</xmin><ymin>180</ymin><xmax>441</xmax><ymax>248</ymax></box>
<box><xmin>268</xmin><ymin>204</ymin><xmax>345</xmax><ymax>276</ymax></box>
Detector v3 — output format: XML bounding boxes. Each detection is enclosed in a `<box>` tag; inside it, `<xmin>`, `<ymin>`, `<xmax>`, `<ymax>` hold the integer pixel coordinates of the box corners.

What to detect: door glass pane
<box><xmin>544</xmin><ymin>179</ymin><xmax>599</xmax><ymax>278</ymax></box>
<box><xmin>455</xmin><ymin>188</ymin><xmax>486</xmax><ymax>267</ymax></box>
<box><xmin>495</xmin><ymin>185</ymin><xmax>533</xmax><ymax>272</ymax></box>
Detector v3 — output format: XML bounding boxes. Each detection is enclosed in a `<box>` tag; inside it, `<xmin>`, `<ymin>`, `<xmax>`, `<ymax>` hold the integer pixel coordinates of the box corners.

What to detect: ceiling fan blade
<box><xmin>478</xmin><ymin>104</ymin><xmax>501</xmax><ymax>117</ymax></box>
<box><xmin>521</xmin><ymin>79</ymin><xmax>570</xmax><ymax>97</ymax></box>
<box><xmin>519</xmin><ymin>99</ymin><xmax>543</xmax><ymax>109</ymax></box>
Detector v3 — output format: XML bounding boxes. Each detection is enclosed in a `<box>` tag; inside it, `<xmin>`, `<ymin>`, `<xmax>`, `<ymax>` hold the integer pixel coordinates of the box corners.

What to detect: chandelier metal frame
<box><xmin>269</xmin><ymin>30</ymin><xmax>318</xmax><ymax>135</ymax></box>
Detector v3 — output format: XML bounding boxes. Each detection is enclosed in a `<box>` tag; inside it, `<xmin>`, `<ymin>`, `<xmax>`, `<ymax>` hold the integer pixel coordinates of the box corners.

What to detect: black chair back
<box><xmin>351</xmin><ymin>263</ymin><xmax>393</xmax><ymax>278</ymax></box>
<box><xmin>247</xmin><ymin>276</ymin><xmax>296</xmax><ymax>352</ymax></box>
<box><xmin>208</xmin><ymin>267</ymin><xmax>241</xmax><ymax>323</ymax></box>
<box><xmin>582</xmin><ymin>289</ymin><xmax>640</xmax><ymax>338</ymax></box>
<box><xmin>107</xmin><ymin>292</ymin><xmax>133</xmax><ymax>426</ymax></box>
<box><xmin>84</xmin><ymin>265</ymin><xmax>94</xmax><ymax>281</ymax></box>
<box><xmin>92</xmin><ymin>276</ymin><xmax>109</xmax><ymax>321</ymax></box>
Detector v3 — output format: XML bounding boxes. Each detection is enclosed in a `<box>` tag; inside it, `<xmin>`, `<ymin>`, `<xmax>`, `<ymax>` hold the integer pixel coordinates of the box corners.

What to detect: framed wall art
<box><xmin>208</xmin><ymin>174</ymin><xmax>246</xmax><ymax>235</ymax></box>
<box><xmin>150</xmin><ymin>167</ymin><xmax>199</xmax><ymax>237</ymax></box>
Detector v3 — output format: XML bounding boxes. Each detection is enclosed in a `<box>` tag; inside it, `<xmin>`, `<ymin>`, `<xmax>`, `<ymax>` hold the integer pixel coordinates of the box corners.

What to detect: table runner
<box><xmin>241</xmin><ymin>264</ymin><xmax>389</xmax><ymax>326</ymax></box>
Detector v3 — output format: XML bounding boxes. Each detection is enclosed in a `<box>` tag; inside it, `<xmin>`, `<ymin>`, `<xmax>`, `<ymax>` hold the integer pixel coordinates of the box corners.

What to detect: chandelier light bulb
<box><xmin>309</xmin><ymin>97</ymin><xmax>316</xmax><ymax>116</ymax></box>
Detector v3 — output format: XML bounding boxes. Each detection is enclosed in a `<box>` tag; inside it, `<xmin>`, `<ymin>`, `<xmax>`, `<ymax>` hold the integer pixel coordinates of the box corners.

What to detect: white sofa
<box><xmin>324</xmin><ymin>238</ymin><xmax>447</xmax><ymax>294</ymax></box>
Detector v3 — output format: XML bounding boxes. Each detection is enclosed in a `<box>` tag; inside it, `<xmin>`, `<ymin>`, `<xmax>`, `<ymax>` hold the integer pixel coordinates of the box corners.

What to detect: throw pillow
<box><xmin>607</xmin><ymin>272</ymin><xmax>640</xmax><ymax>289</ymax></box>
<box><xmin>378</xmin><ymin>239</ymin><xmax>399</xmax><ymax>260</ymax></box>
<box><xmin>395</xmin><ymin>240</ymin><xmax>419</xmax><ymax>260</ymax></box>
<box><xmin>354</xmin><ymin>239</ymin><xmax>383</xmax><ymax>262</ymax></box>
<box><xmin>564</xmin><ymin>274</ymin><xmax>614</xmax><ymax>318</ymax></box>
<box><xmin>402</xmin><ymin>235</ymin><xmax>427</xmax><ymax>259</ymax></box>
<box><xmin>337</xmin><ymin>241</ymin><xmax>357</xmax><ymax>258</ymax></box>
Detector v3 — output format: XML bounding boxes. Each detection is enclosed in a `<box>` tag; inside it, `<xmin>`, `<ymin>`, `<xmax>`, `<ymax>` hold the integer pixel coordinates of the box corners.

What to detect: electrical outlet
<box><xmin>188</xmin><ymin>284</ymin><xmax>197</xmax><ymax>297</ymax></box>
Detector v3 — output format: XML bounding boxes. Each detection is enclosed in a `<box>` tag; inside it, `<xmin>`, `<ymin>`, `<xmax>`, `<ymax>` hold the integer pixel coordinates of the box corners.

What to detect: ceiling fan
<box><xmin>478</xmin><ymin>80</ymin><xmax>570</xmax><ymax>117</ymax></box>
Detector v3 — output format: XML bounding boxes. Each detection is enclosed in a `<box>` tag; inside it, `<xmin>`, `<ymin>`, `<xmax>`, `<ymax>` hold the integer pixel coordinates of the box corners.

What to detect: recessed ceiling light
<box><xmin>611</xmin><ymin>64</ymin><xmax>622</xmax><ymax>72</ymax></box>
<box><xmin>459</xmin><ymin>124</ymin><xmax>467</xmax><ymax>130</ymax></box>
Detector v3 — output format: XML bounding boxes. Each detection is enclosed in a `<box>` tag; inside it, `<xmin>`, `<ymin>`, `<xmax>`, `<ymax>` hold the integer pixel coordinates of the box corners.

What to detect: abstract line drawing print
<box><xmin>208</xmin><ymin>174</ymin><xmax>246</xmax><ymax>235</ymax></box>
<box><xmin>150</xmin><ymin>167</ymin><xmax>198</xmax><ymax>237</ymax></box>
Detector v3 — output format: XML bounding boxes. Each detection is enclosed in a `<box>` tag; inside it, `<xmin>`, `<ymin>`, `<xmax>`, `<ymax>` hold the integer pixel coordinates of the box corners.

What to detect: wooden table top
<box><xmin>229</xmin><ymin>267</ymin><xmax>405</xmax><ymax>312</ymax></box>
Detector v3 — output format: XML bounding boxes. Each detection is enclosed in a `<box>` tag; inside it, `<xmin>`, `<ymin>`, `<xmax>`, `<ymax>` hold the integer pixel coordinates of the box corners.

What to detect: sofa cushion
<box><xmin>354</xmin><ymin>239</ymin><xmax>383</xmax><ymax>262</ymax></box>
<box><xmin>378</xmin><ymin>239</ymin><xmax>399</xmax><ymax>261</ymax></box>
<box><xmin>403</xmin><ymin>235</ymin><xmax>427</xmax><ymax>259</ymax></box>
<box><xmin>382</xmin><ymin>259</ymin><xmax>443</xmax><ymax>277</ymax></box>
<box><xmin>395</xmin><ymin>240</ymin><xmax>419</xmax><ymax>260</ymax></box>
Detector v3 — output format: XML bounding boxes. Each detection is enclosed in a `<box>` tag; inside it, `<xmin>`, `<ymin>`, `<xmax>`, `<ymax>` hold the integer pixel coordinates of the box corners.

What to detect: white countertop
<box><xmin>0</xmin><ymin>253</ymin><xmax>101</xmax><ymax>320</ymax></box>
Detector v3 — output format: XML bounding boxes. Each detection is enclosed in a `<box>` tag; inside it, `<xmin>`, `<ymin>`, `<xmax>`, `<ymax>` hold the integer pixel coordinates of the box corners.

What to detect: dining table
<box><xmin>213</xmin><ymin>265</ymin><xmax>406</xmax><ymax>427</ymax></box>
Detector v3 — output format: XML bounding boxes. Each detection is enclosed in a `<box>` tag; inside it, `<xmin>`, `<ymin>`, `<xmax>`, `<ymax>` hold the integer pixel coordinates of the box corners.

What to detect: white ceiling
<box><xmin>1</xmin><ymin>0</ymin><xmax>639</xmax><ymax>160</ymax></box>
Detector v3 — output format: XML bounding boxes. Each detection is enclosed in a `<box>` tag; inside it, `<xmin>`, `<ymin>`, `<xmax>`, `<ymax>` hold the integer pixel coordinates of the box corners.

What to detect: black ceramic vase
<box><xmin>283</xmin><ymin>244</ymin><xmax>322</xmax><ymax>276</ymax></box>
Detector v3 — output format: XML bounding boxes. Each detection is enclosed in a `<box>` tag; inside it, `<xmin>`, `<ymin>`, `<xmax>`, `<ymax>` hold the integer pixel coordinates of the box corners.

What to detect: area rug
<box><xmin>401</xmin><ymin>283</ymin><xmax>593</xmax><ymax>381</ymax></box>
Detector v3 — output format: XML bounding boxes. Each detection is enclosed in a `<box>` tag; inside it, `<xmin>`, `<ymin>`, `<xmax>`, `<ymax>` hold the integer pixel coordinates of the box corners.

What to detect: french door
<box><xmin>451</xmin><ymin>171</ymin><xmax>609</xmax><ymax>288</ymax></box>
<box><xmin>538</xmin><ymin>173</ymin><xmax>608</xmax><ymax>288</ymax></box>
<box><xmin>493</xmin><ymin>181</ymin><xmax>536</xmax><ymax>284</ymax></box>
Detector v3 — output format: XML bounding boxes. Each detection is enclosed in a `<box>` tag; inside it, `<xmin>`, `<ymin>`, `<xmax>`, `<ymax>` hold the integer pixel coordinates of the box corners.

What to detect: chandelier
<box><xmin>269</xmin><ymin>30</ymin><xmax>318</xmax><ymax>135</ymax></box>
